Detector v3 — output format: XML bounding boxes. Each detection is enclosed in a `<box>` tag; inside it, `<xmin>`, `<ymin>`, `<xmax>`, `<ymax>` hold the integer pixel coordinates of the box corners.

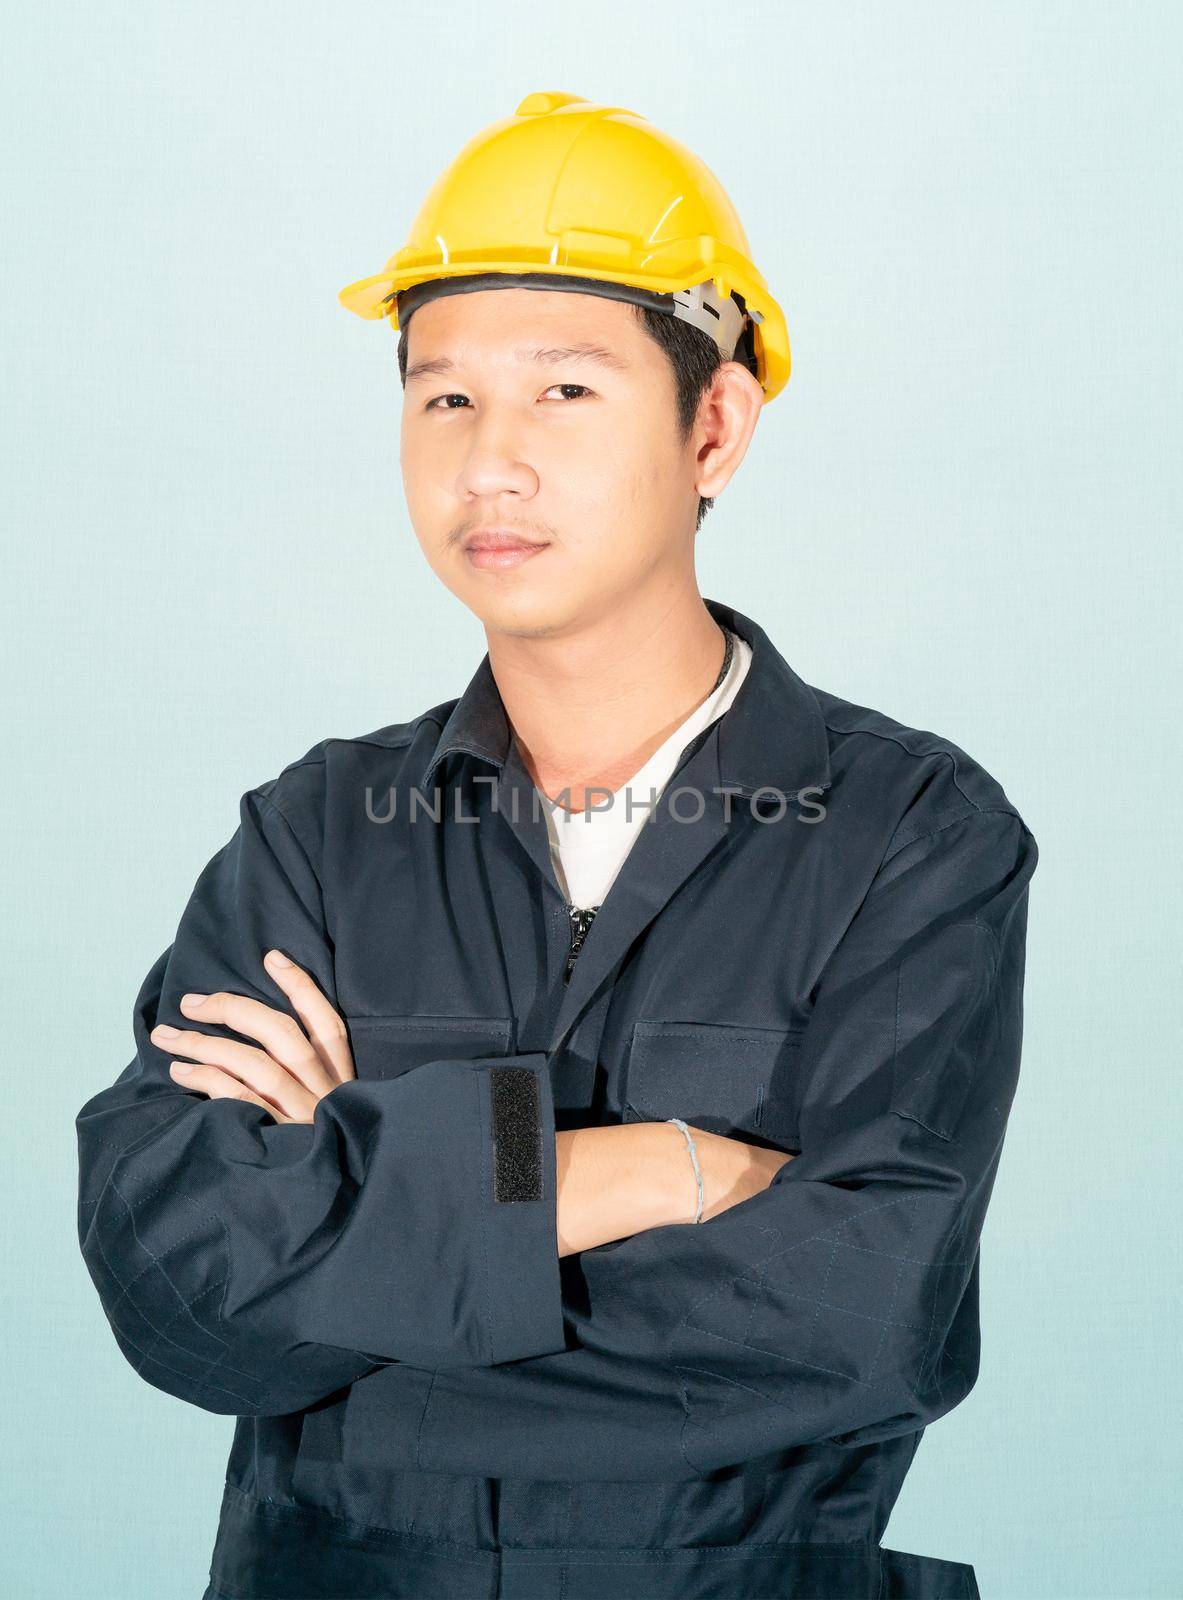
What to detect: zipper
<box><xmin>564</xmin><ymin>903</ymin><xmax>599</xmax><ymax>983</ymax></box>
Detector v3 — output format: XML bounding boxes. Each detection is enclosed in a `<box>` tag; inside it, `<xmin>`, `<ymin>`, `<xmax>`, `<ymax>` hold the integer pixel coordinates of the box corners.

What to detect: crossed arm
<box><xmin>76</xmin><ymin>782</ymin><xmax>1035</xmax><ymax>1476</ymax></box>
<box><xmin>147</xmin><ymin>953</ymin><xmax>792</xmax><ymax>1257</ymax></box>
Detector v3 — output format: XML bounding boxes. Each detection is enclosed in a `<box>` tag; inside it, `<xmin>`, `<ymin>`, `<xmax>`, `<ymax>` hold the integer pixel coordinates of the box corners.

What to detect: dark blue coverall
<box><xmin>75</xmin><ymin>597</ymin><xmax>1038</xmax><ymax>1600</ymax></box>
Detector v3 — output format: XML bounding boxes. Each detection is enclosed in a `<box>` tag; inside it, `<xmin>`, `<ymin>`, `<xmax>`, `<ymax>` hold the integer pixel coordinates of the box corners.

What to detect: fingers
<box><xmin>170</xmin><ymin>991</ymin><xmax>339</xmax><ymax>1098</ymax></box>
<box><xmin>261</xmin><ymin>949</ymin><xmax>356</xmax><ymax>1084</ymax></box>
<box><xmin>152</xmin><ymin>1024</ymin><xmax>321</xmax><ymax>1122</ymax></box>
<box><xmin>168</xmin><ymin>1061</ymin><xmax>307</xmax><ymax>1124</ymax></box>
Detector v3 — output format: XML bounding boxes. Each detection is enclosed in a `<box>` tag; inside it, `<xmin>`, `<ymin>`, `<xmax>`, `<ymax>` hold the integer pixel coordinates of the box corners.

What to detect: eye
<box><xmin>422</xmin><ymin>383</ymin><xmax>593</xmax><ymax>413</ymax></box>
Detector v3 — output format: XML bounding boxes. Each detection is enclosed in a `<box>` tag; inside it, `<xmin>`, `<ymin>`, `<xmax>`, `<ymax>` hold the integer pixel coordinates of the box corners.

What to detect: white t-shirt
<box><xmin>532</xmin><ymin>628</ymin><xmax>753</xmax><ymax>910</ymax></box>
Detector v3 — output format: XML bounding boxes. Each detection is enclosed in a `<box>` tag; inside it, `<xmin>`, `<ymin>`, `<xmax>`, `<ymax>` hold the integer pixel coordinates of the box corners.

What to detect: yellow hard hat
<box><xmin>338</xmin><ymin>91</ymin><xmax>791</xmax><ymax>402</ymax></box>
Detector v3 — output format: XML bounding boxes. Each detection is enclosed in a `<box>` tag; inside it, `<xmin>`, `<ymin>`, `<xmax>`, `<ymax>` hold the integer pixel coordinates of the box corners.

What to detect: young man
<box><xmin>76</xmin><ymin>93</ymin><xmax>1037</xmax><ymax>1600</ymax></box>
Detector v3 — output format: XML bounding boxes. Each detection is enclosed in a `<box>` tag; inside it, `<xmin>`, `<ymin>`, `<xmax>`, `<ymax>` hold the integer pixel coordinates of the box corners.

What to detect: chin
<box><xmin>460</xmin><ymin>580</ymin><xmax>580</xmax><ymax>640</ymax></box>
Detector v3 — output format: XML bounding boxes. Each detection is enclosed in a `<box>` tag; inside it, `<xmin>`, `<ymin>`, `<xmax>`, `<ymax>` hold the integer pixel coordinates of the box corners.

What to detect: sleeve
<box><xmin>74</xmin><ymin>783</ymin><xmax>567</xmax><ymax>1419</ymax></box>
<box><xmin>358</xmin><ymin>804</ymin><xmax>1038</xmax><ymax>1481</ymax></box>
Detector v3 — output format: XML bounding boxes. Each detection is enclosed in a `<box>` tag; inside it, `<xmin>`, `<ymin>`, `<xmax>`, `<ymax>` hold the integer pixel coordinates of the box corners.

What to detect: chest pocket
<box><xmin>623</xmin><ymin>1020</ymin><xmax>803</xmax><ymax>1150</ymax></box>
<box><xmin>344</xmin><ymin>1014</ymin><xmax>515</xmax><ymax>1080</ymax></box>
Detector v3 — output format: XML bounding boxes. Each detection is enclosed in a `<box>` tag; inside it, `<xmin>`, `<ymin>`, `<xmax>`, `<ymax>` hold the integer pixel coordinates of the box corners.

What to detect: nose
<box><xmin>453</xmin><ymin>414</ymin><xmax>540</xmax><ymax>502</ymax></box>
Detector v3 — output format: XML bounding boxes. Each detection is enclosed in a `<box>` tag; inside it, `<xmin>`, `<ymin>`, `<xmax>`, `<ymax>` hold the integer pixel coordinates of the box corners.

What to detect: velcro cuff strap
<box><xmin>489</xmin><ymin>1065</ymin><xmax>543</xmax><ymax>1202</ymax></box>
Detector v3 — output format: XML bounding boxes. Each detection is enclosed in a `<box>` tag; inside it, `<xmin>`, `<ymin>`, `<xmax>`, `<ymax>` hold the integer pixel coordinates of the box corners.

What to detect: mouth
<box><xmin>462</xmin><ymin>530</ymin><xmax>552</xmax><ymax>571</ymax></box>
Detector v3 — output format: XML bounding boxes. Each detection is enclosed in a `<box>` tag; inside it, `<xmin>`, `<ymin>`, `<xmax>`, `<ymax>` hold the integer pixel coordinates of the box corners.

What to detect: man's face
<box><xmin>399</xmin><ymin>286</ymin><xmax>703</xmax><ymax>639</ymax></box>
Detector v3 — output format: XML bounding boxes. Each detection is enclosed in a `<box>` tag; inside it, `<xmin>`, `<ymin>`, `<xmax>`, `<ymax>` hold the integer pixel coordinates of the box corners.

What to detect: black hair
<box><xmin>630</xmin><ymin>303</ymin><xmax>725</xmax><ymax>534</ymax></box>
<box><xmin>396</xmin><ymin>296</ymin><xmax>741</xmax><ymax>535</ymax></box>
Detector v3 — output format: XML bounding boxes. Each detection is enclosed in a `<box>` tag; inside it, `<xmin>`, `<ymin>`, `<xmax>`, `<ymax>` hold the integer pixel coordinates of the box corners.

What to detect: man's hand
<box><xmin>149</xmin><ymin>948</ymin><xmax>355</xmax><ymax>1124</ymax></box>
<box><xmin>555</xmin><ymin>1124</ymin><xmax>797</xmax><ymax>1255</ymax></box>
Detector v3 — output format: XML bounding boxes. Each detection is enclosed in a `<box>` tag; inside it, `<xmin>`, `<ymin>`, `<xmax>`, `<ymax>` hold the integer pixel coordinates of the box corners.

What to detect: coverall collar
<box><xmin>419</xmin><ymin>595</ymin><xmax>833</xmax><ymax>799</ymax></box>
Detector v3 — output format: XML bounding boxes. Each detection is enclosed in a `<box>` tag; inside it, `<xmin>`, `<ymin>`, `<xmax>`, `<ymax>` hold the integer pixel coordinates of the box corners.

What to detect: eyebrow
<box><xmin>404</xmin><ymin>342</ymin><xmax>631</xmax><ymax>385</ymax></box>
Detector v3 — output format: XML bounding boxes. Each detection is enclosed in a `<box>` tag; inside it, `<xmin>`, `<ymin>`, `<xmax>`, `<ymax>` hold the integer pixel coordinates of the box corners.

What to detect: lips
<box><xmin>462</xmin><ymin>530</ymin><xmax>551</xmax><ymax>571</ymax></box>
<box><xmin>463</xmin><ymin>530</ymin><xmax>548</xmax><ymax>552</ymax></box>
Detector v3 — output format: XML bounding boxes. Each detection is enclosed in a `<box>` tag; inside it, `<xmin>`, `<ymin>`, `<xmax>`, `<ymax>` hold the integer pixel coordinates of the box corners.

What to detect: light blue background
<box><xmin>3</xmin><ymin>5</ymin><xmax>1179</xmax><ymax>1597</ymax></box>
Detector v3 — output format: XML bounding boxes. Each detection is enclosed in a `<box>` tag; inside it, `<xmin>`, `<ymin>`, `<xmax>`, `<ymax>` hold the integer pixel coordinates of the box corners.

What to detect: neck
<box><xmin>485</xmin><ymin>583</ymin><xmax>728</xmax><ymax>808</ymax></box>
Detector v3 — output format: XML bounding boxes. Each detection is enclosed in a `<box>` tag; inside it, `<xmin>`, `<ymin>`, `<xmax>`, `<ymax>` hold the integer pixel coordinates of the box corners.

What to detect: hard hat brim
<box><xmin>338</xmin><ymin>255</ymin><xmax>790</xmax><ymax>400</ymax></box>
